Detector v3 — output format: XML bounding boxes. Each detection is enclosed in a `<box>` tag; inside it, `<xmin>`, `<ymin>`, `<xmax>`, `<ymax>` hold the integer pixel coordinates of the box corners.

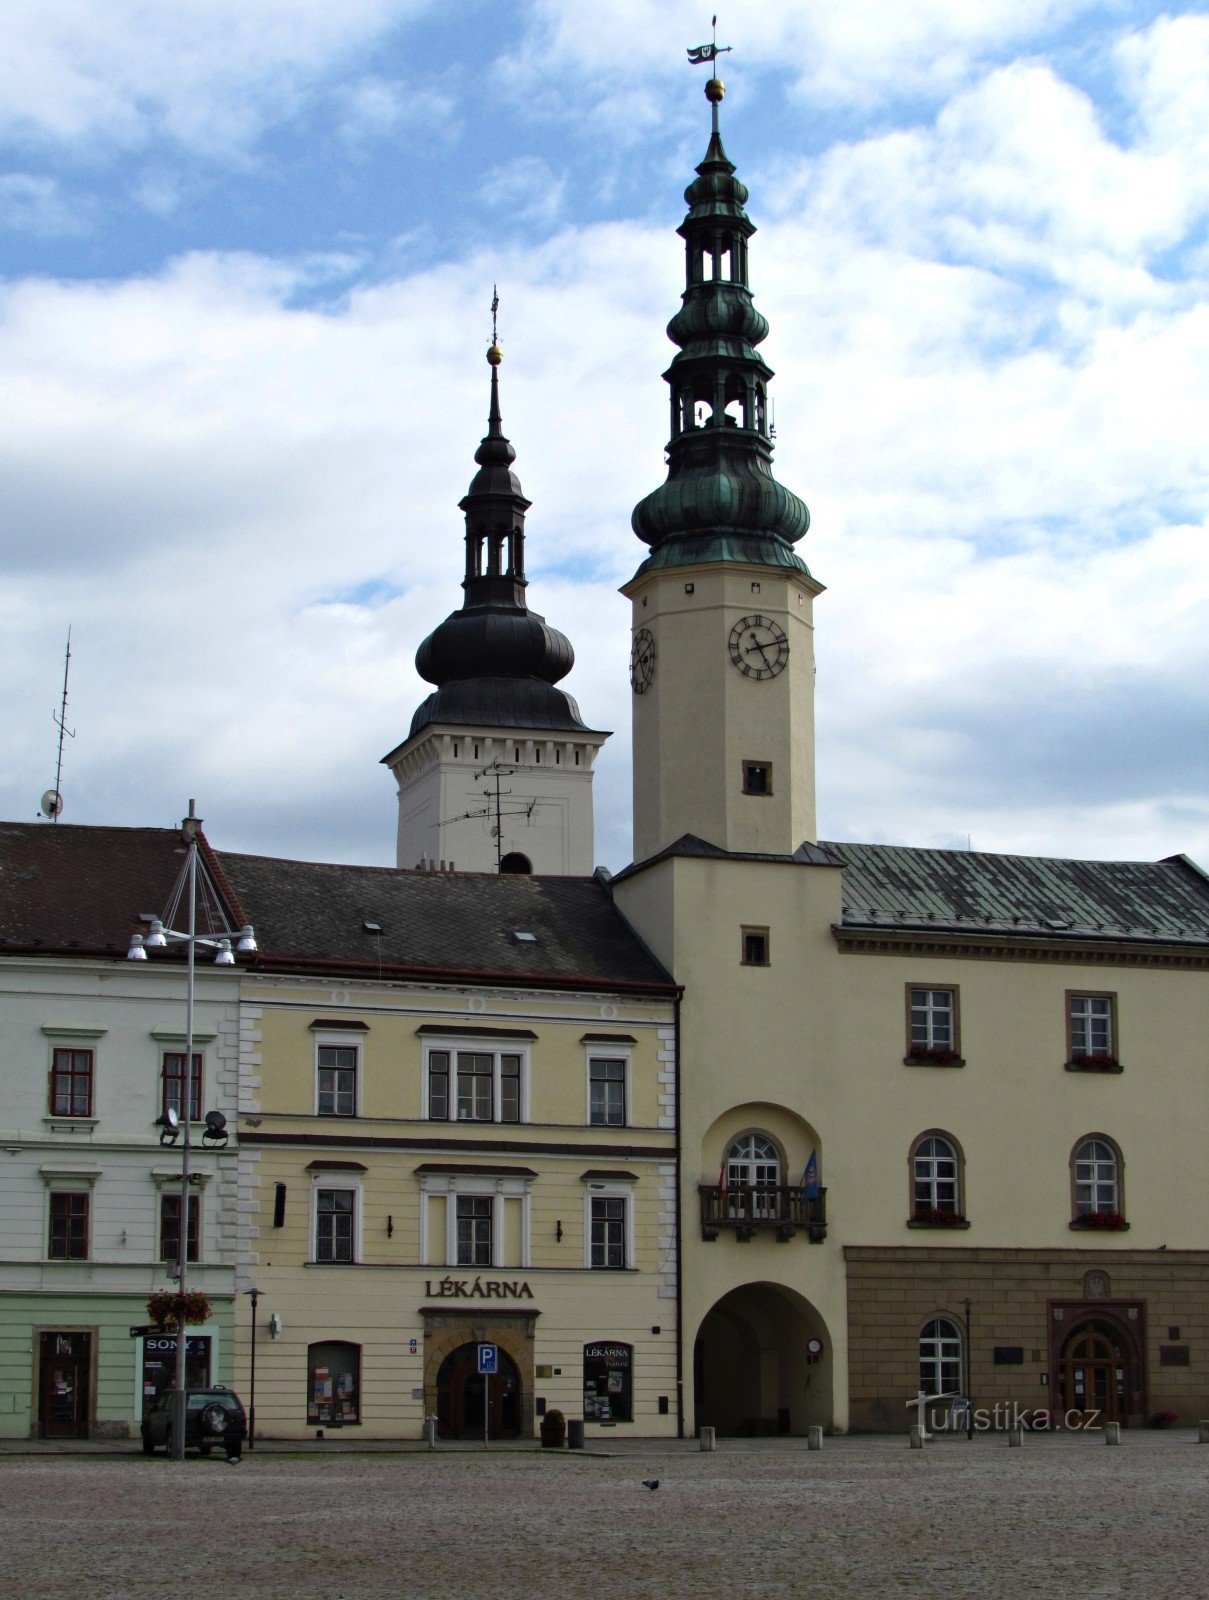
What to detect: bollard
<box><xmin>1008</xmin><ymin>1426</ymin><xmax>1023</xmax><ymax>1448</ymax></box>
<box><xmin>1199</xmin><ymin>1421</ymin><xmax>1209</xmax><ymax>1444</ymax></box>
<box><xmin>807</xmin><ymin>1426</ymin><xmax>823</xmax><ymax>1451</ymax></box>
<box><xmin>567</xmin><ymin>1418</ymin><xmax>585</xmax><ymax>1450</ymax></box>
<box><xmin>909</xmin><ymin>1424</ymin><xmax>924</xmax><ymax>1449</ymax></box>
<box><xmin>425</xmin><ymin>1415</ymin><xmax>437</xmax><ymax>1450</ymax></box>
<box><xmin>1105</xmin><ymin>1421</ymin><xmax>1121</xmax><ymax>1446</ymax></box>
<box><xmin>699</xmin><ymin>1425</ymin><xmax>716</xmax><ymax>1452</ymax></box>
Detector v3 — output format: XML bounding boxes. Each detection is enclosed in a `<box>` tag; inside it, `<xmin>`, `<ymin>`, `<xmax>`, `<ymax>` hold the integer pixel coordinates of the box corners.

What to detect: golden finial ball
<box><xmin>487</xmin><ymin>343</ymin><xmax>503</xmax><ymax>366</ymax></box>
<box><xmin>705</xmin><ymin>77</ymin><xmax>725</xmax><ymax>103</ymax></box>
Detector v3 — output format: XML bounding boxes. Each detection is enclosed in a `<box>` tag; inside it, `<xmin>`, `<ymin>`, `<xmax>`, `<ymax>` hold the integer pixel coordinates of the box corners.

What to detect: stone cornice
<box><xmin>832</xmin><ymin>924</ymin><xmax>1209</xmax><ymax>970</ymax></box>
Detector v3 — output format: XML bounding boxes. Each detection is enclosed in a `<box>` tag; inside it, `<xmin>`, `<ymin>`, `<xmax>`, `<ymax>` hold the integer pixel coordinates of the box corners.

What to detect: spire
<box><xmin>629</xmin><ymin>53</ymin><xmax>811</xmax><ymax>578</ymax></box>
<box><xmin>409</xmin><ymin>304</ymin><xmax>587</xmax><ymax>739</ymax></box>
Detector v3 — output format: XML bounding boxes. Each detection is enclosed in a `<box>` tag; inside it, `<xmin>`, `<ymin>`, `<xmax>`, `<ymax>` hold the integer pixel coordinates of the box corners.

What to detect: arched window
<box><xmin>499</xmin><ymin>853</ymin><xmax>531</xmax><ymax>875</ymax></box>
<box><xmin>726</xmin><ymin>1132</ymin><xmax>780</xmax><ymax>1219</ymax></box>
<box><xmin>911</xmin><ymin>1132</ymin><xmax>961</xmax><ymax>1221</ymax></box>
<box><xmin>307</xmin><ymin>1340</ymin><xmax>360</xmax><ymax>1426</ymax></box>
<box><xmin>1073</xmin><ymin>1137</ymin><xmax>1121</xmax><ymax>1218</ymax></box>
<box><xmin>919</xmin><ymin>1318</ymin><xmax>962</xmax><ymax>1397</ymax></box>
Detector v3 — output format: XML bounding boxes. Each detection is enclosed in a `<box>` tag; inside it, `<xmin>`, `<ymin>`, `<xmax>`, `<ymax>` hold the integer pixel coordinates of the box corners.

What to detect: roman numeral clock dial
<box><xmin>630</xmin><ymin>627</ymin><xmax>656</xmax><ymax>694</ymax></box>
<box><xmin>728</xmin><ymin>615</ymin><xmax>789</xmax><ymax>680</ymax></box>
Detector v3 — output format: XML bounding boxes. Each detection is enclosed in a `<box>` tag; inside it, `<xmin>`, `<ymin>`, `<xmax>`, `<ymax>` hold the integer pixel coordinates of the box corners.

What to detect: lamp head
<box><xmin>144</xmin><ymin>919</ymin><xmax>168</xmax><ymax>949</ymax></box>
<box><xmin>214</xmin><ymin>939</ymin><xmax>235</xmax><ymax>967</ymax></box>
<box><xmin>235</xmin><ymin>925</ymin><xmax>257</xmax><ymax>954</ymax></box>
<box><xmin>202</xmin><ymin>1109</ymin><xmax>229</xmax><ymax>1147</ymax></box>
<box><xmin>154</xmin><ymin>1108</ymin><xmax>180</xmax><ymax>1146</ymax></box>
<box><xmin>127</xmin><ymin>934</ymin><xmax>148</xmax><ymax>962</ymax></box>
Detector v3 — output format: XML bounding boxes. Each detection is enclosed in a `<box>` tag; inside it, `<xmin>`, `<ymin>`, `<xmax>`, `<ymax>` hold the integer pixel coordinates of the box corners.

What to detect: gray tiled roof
<box><xmin>822</xmin><ymin>841</ymin><xmax>1209</xmax><ymax>944</ymax></box>
<box><xmin>218</xmin><ymin>851</ymin><xmax>673</xmax><ymax>989</ymax></box>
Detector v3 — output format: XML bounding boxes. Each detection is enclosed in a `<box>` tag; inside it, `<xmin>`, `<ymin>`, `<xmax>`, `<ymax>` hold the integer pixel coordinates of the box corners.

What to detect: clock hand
<box><xmin>745</xmin><ymin>637</ymin><xmax>774</xmax><ymax>664</ymax></box>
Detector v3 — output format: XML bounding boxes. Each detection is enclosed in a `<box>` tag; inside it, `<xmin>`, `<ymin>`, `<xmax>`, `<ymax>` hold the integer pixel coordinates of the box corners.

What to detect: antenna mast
<box><xmin>41</xmin><ymin>629</ymin><xmax>75</xmax><ymax>822</ymax></box>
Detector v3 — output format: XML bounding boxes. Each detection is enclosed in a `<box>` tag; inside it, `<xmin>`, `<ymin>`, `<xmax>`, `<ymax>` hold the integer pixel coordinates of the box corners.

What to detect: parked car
<box><xmin>141</xmin><ymin>1386</ymin><xmax>247</xmax><ymax>1459</ymax></box>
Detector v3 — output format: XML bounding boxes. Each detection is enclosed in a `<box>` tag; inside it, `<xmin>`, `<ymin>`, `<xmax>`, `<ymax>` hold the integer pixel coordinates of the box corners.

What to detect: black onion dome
<box><xmin>408</xmin><ymin>350</ymin><xmax>589</xmax><ymax>738</ymax></box>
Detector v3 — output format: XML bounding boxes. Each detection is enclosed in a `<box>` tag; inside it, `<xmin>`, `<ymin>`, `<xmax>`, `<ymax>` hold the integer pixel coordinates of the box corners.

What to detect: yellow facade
<box><xmin>234</xmin><ymin>974</ymin><xmax>679</xmax><ymax>1440</ymax></box>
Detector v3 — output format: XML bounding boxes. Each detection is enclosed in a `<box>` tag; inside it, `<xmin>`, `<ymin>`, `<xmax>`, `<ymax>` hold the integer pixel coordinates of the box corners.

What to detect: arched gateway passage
<box><xmin>694</xmin><ymin>1282</ymin><xmax>832</xmax><ymax>1436</ymax></box>
<box><xmin>436</xmin><ymin>1343</ymin><xmax>521</xmax><ymax>1439</ymax></box>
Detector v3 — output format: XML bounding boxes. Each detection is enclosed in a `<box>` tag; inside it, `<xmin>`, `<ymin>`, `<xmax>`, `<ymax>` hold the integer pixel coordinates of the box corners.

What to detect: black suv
<box><xmin>141</xmin><ymin>1386</ymin><xmax>247</xmax><ymax>1459</ymax></box>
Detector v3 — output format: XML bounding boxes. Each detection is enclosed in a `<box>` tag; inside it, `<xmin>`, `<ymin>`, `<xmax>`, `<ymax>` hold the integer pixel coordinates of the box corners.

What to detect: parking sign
<box><xmin>477</xmin><ymin>1343</ymin><xmax>498</xmax><ymax>1375</ymax></box>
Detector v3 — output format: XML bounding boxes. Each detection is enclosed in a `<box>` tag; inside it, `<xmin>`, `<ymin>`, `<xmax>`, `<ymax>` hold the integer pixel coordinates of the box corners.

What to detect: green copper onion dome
<box><xmin>410</xmin><ymin>348</ymin><xmax>588</xmax><ymax>737</ymax></box>
<box><xmin>630</xmin><ymin>113</ymin><xmax>811</xmax><ymax>577</ymax></box>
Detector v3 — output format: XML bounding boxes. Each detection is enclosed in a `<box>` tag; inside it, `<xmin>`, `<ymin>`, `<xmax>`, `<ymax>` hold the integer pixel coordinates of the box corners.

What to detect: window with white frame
<box><xmin>317</xmin><ymin>1043</ymin><xmax>358</xmax><ymax>1117</ymax></box>
<box><xmin>315</xmin><ymin>1188</ymin><xmax>356</xmax><ymax>1262</ymax></box>
<box><xmin>908</xmin><ymin>988</ymin><xmax>957</xmax><ymax>1058</ymax></box>
<box><xmin>1068</xmin><ymin>994</ymin><xmax>1115</xmax><ymax>1062</ymax></box>
<box><xmin>912</xmin><ymin>1134</ymin><xmax>960</xmax><ymax>1219</ymax></box>
<box><xmin>456</xmin><ymin>1195</ymin><xmax>493</xmax><ymax>1266</ymax></box>
<box><xmin>1073</xmin><ymin>1137</ymin><xmax>1120</xmax><ymax>1216</ymax></box>
<box><xmin>426</xmin><ymin>1047</ymin><xmax>524</xmax><ymax>1123</ymax></box>
<box><xmin>725</xmin><ymin>1132</ymin><xmax>780</xmax><ymax>1219</ymax></box>
<box><xmin>590</xmin><ymin>1196</ymin><xmax>627</xmax><ymax>1268</ymax></box>
<box><xmin>588</xmin><ymin>1057</ymin><xmax>627</xmax><ymax>1126</ymax></box>
<box><xmin>919</xmin><ymin>1317</ymin><xmax>962</xmax><ymax>1396</ymax></box>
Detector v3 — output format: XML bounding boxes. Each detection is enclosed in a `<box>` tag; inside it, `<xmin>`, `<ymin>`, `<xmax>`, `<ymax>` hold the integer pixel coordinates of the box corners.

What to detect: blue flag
<box><xmin>803</xmin><ymin>1150</ymin><xmax>820</xmax><ymax>1200</ymax></box>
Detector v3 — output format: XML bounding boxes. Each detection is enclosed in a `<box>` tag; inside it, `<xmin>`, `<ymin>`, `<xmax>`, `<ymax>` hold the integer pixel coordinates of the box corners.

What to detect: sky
<box><xmin>2</xmin><ymin>0</ymin><xmax>1207</xmax><ymax>876</ymax></box>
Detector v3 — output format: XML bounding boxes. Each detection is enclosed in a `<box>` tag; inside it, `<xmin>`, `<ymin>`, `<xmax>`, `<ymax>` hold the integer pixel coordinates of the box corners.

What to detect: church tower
<box><xmin>383</xmin><ymin>339</ymin><xmax>608</xmax><ymax>874</ymax></box>
<box><xmin>623</xmin><ymin>75</ymin><xmax>822</xmax><ymax>863</ymax></box>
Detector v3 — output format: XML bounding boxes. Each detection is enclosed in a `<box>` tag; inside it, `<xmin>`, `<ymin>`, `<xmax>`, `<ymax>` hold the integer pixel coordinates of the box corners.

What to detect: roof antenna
<box><xmin>39</xmin><ymin>629</ymin><xmax>74</xmax><ymax>822</ymax></box>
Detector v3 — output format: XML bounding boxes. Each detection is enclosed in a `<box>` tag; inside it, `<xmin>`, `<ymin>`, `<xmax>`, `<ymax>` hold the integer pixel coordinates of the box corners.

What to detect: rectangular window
<box><xmin>742</xmin><ymin>760</ymin><xmax>773</xmax><ymax>796</ymax></box>
<box><xmin>908</xmin><ymin>988</ymin><xmax>958</xmax><ymax>1059</ymax></box>
<box><xmin>308</xmin><ymin>1341</ymin><xmax>361</xmax><ymax>1426</ymax></box>
<box><xmin>456</xmin><ymin>1195</ymin><xmax>493</xmax><ymax>1267</ymax></box>
<box><xmin>162</xmin><ymin>1052</ymin><xmax>203</xmax><ymax>1122</ymax></box>
<box><xmin>589</xmin><ymin>1059</ymin><xmax>626</xmax><ymax>1127</ymax></box>
<box><xmin>48</xmin><ymin>1192</ymin><xmax>89</xmax><ymax>1259</ymax></box>
<box><xmin>317</xmin><ymin>1044</ymin><xmax>358</xmax><ymax>1117</ymax></box>
<box><xmin>590</xmin><ymin>1197</ymin><xmax>627</xmax><ymax>1269</ymax></box>
<box><xmin>741</xmin><ymin>927</ymin><xmax>770</xmax><ymax>966</ymax></box>
<box><xmin>160</xmin><ymin>1193</ymin><xmax>200</xmax><ymax>1263</ymax></box>
<box><xmin>428</xmin><ymin>1047</ymin><xmax>524</xmax><ymax>1123</ymax></box>
<box><xmin>1069</xmin><ymin>994</ymin><xmax>1114</xmax><ymax>1061</ymax></box>
<box><xmin>315</xmin><ymin>1189</ymin><xmax>355</xmax><ymax>1263</ymax></box>
<box><xmin>583</xmin><ymin>1342</ymin><xmax>633</xmax><ymax>1422</ymax></box>
<box><xmin>49</xmin><ymin>1049</ymin><xmax>93</xmax><ymax>1117</ymax></box>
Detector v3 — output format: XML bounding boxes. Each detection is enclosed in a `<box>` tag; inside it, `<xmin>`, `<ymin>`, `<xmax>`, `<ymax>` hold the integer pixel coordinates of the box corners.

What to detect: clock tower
<box><xmin>383</xmin><ymin>341</ymin><xmax>608</xmax><ymax>874</ymax></box>
<box><xmin>623</xmin><ymin>77</ymin><xmax>822</xmax><ymax>863</ymax></box>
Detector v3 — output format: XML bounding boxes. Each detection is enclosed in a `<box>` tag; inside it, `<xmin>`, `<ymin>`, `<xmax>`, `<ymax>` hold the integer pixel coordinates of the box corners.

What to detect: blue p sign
<box><xmin>477</xmin><ymin>1343</ymin><xmax>498</xmax><ymax>1375</ymax></box>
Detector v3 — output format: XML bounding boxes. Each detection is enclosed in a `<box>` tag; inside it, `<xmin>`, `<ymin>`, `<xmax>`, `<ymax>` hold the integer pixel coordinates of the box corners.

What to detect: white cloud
<box><xmin>0</xmin><ymin>172</ymin><xmax>87</xmax><ymax>235</ymax></box>
<box><xmin>0</xmin><ymin>0</ymin><xmax>429</xmax><ymax>156</ymax></box>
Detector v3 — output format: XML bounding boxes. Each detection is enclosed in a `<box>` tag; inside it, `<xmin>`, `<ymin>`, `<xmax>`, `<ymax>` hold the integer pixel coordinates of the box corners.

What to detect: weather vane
<box><xmin>686</xmin><ymin>15</ymin><xmax>731</xmax><ymax>72</ymax></box>
<box><xmin>491</xmin><ymin>284</ymin><xmax>499</xmax><ymax>348</ymax></box>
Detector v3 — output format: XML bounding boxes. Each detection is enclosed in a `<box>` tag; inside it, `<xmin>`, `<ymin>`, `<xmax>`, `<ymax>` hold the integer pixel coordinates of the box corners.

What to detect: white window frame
<box><xmin>1074</xmin><ymin>1137</ymin><xmax>1119</xmax><ymax>1215</ymax></box>
<box><xmin>1069</xmin><ymin>994</ymin><xmax>1114</xmax><ymax>1059</ymax></box>
<box><xmin>919</xmin><ymin>1317</ymin><xmax>962</xmax><ymax>1396</ymax></box>
<box><xmin>582</xmin><ymin>1180</ymin><xmax>635</xmax><ymax>1271</ymax></box>
<box><xmin>909</xmin><ymin>988</ymin><xmax>956</xmax><ymax>1052</ymax></box>
<box><xmin>585</xmin><ymin>1046</ymin><xmax>631</xmax><ymax>1128</ymax></box>
<box><xmin>913</xmin><ymin>1134</ymin><xmax>960</xmax><ymax>1215</ymax></box>
<box><xmin>418</xmin><ymin>1171</ymin><xmax>533</xmax><ymax>1269</ymax></box>
<box><xmin>422</xmin><ymin>1039</ymin><xmax>530</xmax><ymax>1125</ymax></box>
<box><xmin>310</xmin><ymin>1174</ymin><xmax>363</xmax><ymax>1264</ymax></box>
<box><xmin>314</xmin><ymin>1031</ymin><xmax>362</xmax><ymax>1118</ymax></box>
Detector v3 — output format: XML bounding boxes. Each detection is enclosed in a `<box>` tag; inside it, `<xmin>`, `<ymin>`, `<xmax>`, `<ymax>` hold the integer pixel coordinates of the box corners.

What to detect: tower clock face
<box><xmin>729</xmin><ymin>615</ymin><xmax>789</xmax><ymax>680</ymax></box>
<box><xmin>630</xmin><ymin>627</ymin><xmax>656</xmax><ymax>694</ymax></box>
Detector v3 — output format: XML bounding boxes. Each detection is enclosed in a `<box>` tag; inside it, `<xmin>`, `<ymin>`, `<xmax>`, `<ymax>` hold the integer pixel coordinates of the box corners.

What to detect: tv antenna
<box><xmin>40</xmin><ymin>629</ymin><xmax>74</xmax><ymax>821</ymax></box>
<box><xmin>443</xmin><ymin>760</ymin><xmax>540</xmax><ymax>871</ymax></box>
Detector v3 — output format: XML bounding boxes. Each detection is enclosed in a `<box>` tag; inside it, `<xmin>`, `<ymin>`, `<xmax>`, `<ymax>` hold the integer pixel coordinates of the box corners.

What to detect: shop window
<box><xmin>583</xmin><ymin>1341</ymin><xmax>632</xmax><ymax>1422</ymax></box>
<box><xmin>162</xmin><ymin>1051</ymin><xmax>203</xmax><ymax>1122</ymax></box>
<box><xmin>48</xmin><ymin>1192</ymin><xmax>89</xmax><ymax>1259</ymax></box>
<box><xmin>159</xmin><ymin>1193</ymin><xmax>200</xmax><ymax>1263</ymax></box>
<box><xmin>307</xmin><ymin>1341</ymin><xmax>361</xmax><ymax>1426</ymax></box>
<box><xmin>50</xmin><ymin>1049</ymin><xmax>93</xmax><ymax>1117</ymax></box>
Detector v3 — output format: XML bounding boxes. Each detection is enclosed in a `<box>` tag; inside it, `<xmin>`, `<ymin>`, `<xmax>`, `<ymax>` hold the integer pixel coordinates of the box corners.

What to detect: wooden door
<box><xmin>1059</xmin><ymin>1323</ymin><xmax>1127</xmax><ymax>1426</ymax></box>
<box><xmin>39</xmin><ymin>1332</ymin><xmax>91</xmax><ymax>1439</ymax></box>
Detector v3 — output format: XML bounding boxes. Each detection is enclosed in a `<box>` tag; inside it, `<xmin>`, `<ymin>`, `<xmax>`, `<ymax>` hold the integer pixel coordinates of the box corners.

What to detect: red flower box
<box><xmin>913</xmin><ymin>1206</ymin><xmax>966</xmax><ymax>1226</ymax></box>
<box><xmin>1075</xmin><ymin>1210</ymin><xmax>1128</xmax><ymax>1230</ymax></box>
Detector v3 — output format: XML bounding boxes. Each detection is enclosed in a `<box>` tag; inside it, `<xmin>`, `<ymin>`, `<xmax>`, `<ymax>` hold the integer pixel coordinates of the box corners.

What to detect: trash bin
<box><xmin>567</xmin><ymin>1418</ymin><xmax>585</xmax><ymax>1450</ymax></box>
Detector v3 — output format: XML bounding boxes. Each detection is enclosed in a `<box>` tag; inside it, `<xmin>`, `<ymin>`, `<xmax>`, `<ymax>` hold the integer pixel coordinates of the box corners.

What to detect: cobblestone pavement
<box><xmin>1</xmin><ymin>1431</ymin><xmax>1205</xmax><ymax>1599</ymax></box>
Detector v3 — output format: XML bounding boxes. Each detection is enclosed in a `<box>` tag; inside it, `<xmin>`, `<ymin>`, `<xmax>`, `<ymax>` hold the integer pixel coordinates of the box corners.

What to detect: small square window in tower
<box><xmin>742</xmin><ymin>761</ymin><xmax>772</xmax><ymax>796</ymax></box>
<box><xmin>741</xmin><ymin>927</ymin><xmax>770</xmax><ymax>966</ymax></box>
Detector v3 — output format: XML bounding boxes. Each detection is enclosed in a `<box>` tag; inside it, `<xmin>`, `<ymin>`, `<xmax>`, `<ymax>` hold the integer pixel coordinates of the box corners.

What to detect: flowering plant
<box><xmin>1066</xmin><ymin>1053</ymin><xmax>1121</xmax><ymax>1072</ymax></box>
<box><xmin>1075</xmin><ymin>1210</ymin><xmax>1128</xmax><ymax>1230</ymax></box>
<box><xmin>147</xmin><ymin>1289</ymin><xmax>212</xmax><ymax>1329</ymax></box>
<box><xmin>906</xmin><ymin>1046</ymin><xmax>962</xmax><ymax>1066</ymax></box>
<box><xmin>913</xmin><ymin>1206</ymin><xmax>965</xmax><ymax>1226</ymax></box>
<box><xmin>1149</xmin><ymin>1409</ymin><xmax>1178</xmax><ymax>1428</ymax></box>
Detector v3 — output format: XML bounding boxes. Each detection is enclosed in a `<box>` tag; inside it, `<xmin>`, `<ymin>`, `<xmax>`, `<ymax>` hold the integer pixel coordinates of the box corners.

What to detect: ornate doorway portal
<box><xmin>1058</xmin><ymin>1317</ymin><xmax>1138</xmax><ymax>1426</ymax></box>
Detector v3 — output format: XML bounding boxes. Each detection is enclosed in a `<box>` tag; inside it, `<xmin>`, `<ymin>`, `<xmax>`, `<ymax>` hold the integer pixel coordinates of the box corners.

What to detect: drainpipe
<box><xmin>674</xmin><ymin>989</ymin><xmax>684</xmax><ymax>1439</ymax></box>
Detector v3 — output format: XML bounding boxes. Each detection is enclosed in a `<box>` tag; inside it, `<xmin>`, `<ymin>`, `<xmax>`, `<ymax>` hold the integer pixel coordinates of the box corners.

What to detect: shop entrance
<box><xmin>38</xmin><ymin>1331</ymin><xmax>92</xmax><ymax>1439</ymax></box>
<box><xmin>694</xmin><ymin>1281</ymin><xmax>831</xmax><ymax>1437</ymax></box>
<box><xmin>1058</xmin><ymin>1318</ymin><xmax>1135</xmax><ymax>1426</ymax></box>
<box><xmin>436</xmin><ymin>1343</ymin><xmax>521</xmax><ymax>1439</ymax></box>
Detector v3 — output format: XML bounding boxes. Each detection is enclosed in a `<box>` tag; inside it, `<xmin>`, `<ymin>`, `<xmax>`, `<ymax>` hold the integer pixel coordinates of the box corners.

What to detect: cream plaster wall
<box><xmin>625</xmin><ymin>562</ymin><xmax>821</xmax><ymax>861</ymax></box>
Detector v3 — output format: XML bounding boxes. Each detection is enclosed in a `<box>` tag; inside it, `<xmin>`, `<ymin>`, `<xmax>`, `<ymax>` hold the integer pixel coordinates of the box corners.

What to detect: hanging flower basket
<box><xmin>147</xmin><ymin>1290</ymin><xmax>212</xmax><ymax>1330</ymax></box>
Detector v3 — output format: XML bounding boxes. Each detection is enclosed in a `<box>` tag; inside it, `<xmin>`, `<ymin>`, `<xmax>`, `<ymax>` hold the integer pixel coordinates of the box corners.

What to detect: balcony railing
<box><xmin>698</xmin><ymin>1184</ymin><xmax>827</xmax><ymax>1243</ymax></box>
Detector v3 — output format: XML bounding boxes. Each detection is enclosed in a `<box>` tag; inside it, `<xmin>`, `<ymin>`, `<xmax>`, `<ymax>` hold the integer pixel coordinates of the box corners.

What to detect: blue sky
<box><xmin>2</xmin><ymin>1</ymin><xmax>1208</xmax><ymax>873</ymax></box>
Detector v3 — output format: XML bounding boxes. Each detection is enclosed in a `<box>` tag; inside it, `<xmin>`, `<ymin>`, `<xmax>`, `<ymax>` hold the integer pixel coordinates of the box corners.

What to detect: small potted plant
<box><xmin>1149</xmin><ymin>1409</ymin><xmax>1178</xmax><ymax>1428</ymax></box>
<box><xmin>540</xmin><ymin>1408</ymin><xmax>567</xmax><ymax>1448</ymax></box>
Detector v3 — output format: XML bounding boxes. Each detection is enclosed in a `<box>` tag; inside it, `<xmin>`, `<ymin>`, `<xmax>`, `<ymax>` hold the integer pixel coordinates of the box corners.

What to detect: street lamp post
<box><xmin>246</xmin><ymin>1286</ymin><xmax>260</xmax><ymax>1449</ymax></box>
<box><xmin>129</xmin><ymin>801</ymin><xmax>255</xmax><ymax>1463</ymax></box>
<box><xmin>962</xmin><ymin>1297</ymin><xmax>974</xmax><ymax>1441</ymax></box>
